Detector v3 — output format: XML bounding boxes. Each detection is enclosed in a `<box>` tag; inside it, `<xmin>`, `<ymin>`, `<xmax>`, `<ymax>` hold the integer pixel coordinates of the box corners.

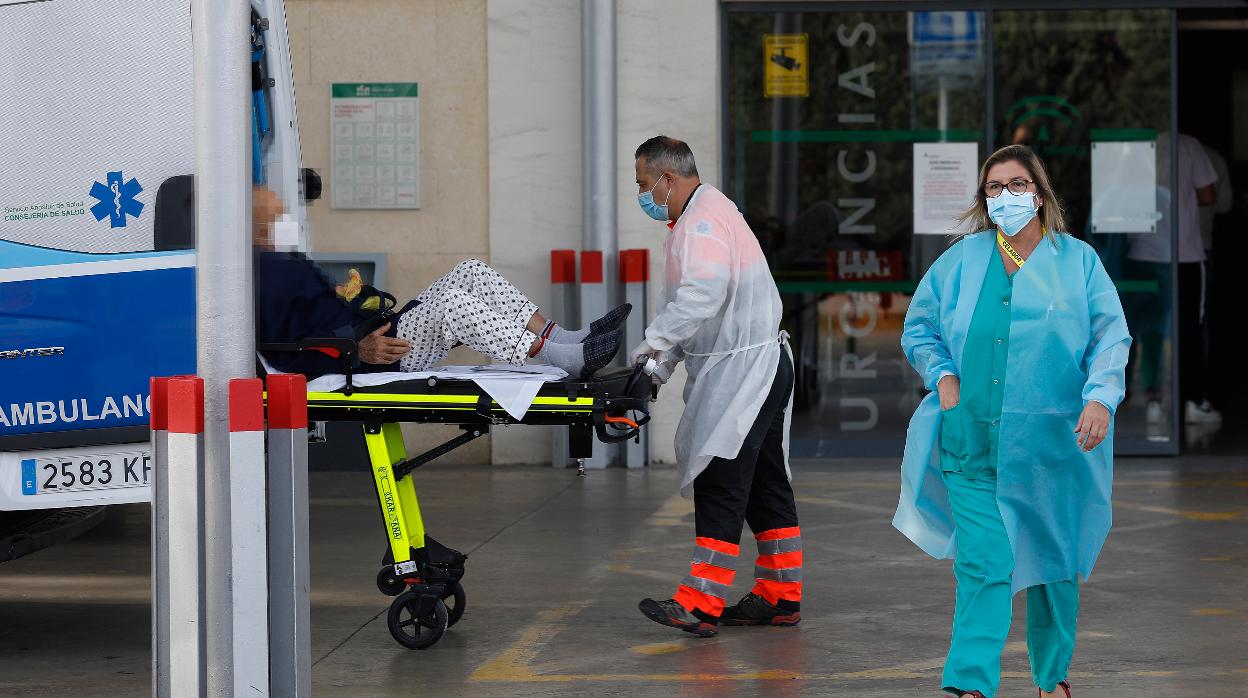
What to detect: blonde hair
<box><xmin>957</xmin><ymin>145</ymin><xmax>1067</xmax><ymax>236</ymax></box>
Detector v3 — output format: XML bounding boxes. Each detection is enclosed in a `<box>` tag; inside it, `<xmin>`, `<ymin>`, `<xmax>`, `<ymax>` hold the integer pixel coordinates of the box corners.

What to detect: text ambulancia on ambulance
<box><xmin>0</xmin><ymin>0</ymin><xmax>308</xmax><ymax>544</ymax></box>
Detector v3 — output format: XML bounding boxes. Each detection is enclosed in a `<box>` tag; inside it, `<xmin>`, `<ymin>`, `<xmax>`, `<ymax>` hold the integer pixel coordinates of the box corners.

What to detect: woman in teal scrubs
<box><xmin>894</xmin><ymin>146</ymin><xmax>1131</xmax><ymax>698</ymax></box>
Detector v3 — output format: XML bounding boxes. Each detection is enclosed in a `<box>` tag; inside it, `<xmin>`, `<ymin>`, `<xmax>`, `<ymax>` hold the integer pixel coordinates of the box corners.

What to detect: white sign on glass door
<box><xmin>913</xmin><ymin>142</ymin><xmax>978</xmax><ymax>235</ymax></box>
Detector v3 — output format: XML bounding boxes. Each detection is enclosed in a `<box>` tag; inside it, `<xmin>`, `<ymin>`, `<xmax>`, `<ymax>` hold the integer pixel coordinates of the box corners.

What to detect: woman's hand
<box><xmin>1075</xmin><ymin>401</ymin><xmax>1111</xmax><ymax>452</ymax></box>
<box><xmin>937</xmin><ymin>374</ymin><xmax>961</xmax><ymax>410</ymax></box>
<box><xmin>358</xmin><ymin>323</ymin><xmax>411</xmax><ymax>364</ymax></box>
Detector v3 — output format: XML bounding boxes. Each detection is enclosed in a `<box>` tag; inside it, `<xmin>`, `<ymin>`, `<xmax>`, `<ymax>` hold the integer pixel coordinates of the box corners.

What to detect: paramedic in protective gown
<box><xmin>894</xmin><ymin>145</ymin><xmax>1131</xmax><ymax>698</ymax></box>
<box><xmin>627</xmin><ymin>137</ymin><xmax>802</xmax><ymax>638</ymax></box>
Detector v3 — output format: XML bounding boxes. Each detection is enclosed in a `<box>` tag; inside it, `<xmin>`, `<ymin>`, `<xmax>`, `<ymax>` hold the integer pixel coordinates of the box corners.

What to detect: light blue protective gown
<box><xmin>893</xmin><ymin>230</ymin><xmax>1131</xmax><ymax>593</ymax></box>
<box><xmin>938</xmin><ymin>246</ymin><xmax>1079</xmax><ymax>698</ymax></box>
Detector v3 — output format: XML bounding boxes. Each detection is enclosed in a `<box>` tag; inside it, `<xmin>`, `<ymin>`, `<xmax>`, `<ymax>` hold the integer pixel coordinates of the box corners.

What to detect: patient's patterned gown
<box><xmin>395</xmin><ymin>259</ymin><xmax>539</xmax><ymax>371</ymax></box>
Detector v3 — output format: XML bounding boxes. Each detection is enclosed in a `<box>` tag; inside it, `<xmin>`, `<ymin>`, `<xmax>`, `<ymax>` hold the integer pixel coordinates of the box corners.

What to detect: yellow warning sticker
<box><xmin>764</xmin><ymin>33</ymin><xmax>809</xmax><ymax>98</ymax></box>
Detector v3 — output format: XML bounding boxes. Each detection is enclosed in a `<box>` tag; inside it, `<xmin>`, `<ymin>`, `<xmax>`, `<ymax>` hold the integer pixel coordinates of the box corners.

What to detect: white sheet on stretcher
<box><xmin>261</xmin><ymin>356</ymin><xmax>568</xmax><ymax>420</ymax></box>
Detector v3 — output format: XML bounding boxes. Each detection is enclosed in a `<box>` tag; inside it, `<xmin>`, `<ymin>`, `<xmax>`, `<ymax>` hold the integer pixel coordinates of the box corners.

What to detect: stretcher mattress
<box><xmin>299</xmin><ymin>365</ymin><xmax>653</xmax><ymax>431</ymax></box>
<box><xmin>305</xmin><ymin>364</ymin><xmax>568</xmax><ymax>419</ymax></box>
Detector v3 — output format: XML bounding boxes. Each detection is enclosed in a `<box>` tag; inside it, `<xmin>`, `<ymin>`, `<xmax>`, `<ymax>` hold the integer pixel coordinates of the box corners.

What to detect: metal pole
<box><xmin>582</xmin><ymin>0</ymin><xmax>617</xmax><ymax>306</ymax></box>
<box><xmin>192</xmin><ymin>1</ymin><xmax>256</xmax><ymax>694</ymax></box>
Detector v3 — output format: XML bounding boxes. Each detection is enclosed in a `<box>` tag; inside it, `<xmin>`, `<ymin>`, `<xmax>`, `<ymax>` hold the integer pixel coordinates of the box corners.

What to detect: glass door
<box><xmin>993</xmin><ymin>8</ymin><xmax>1175</xmax><ymax>452</ymax></box>
<box><xmin>724</xmin><ymin>6</ymin><xmax>1177</xmax><ymax>457</ymax></box>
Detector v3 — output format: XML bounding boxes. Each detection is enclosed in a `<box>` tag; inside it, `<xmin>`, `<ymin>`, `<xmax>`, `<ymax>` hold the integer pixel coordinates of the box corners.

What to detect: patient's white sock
<box><xmin>533</xmin><ymin>340</ymin><xmax>585</xmax><ymax>376</ymax></box>
<box><xmin>548</xmin><ymin>324</ymin><xmax>588</xmax><ymax>343</ymax></box>
<box><xmin>546</xmin><ymin>304</ymin><xmax>632</xmax><ymax>344</ymax></box>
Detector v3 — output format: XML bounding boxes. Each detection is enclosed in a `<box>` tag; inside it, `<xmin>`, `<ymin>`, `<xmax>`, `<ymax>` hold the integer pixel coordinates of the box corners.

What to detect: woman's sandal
<box><xmin>1039</xmin><ymin>680</ymin><xmax>1072</xmax><ymax>697</ymax></box>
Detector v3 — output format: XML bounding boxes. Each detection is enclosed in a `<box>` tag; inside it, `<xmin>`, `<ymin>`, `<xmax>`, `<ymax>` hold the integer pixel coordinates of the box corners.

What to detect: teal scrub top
<box><xmin>942</xmin><ymin>247</ymin><xmax>1013</xmax><ymax>480</ymax></box>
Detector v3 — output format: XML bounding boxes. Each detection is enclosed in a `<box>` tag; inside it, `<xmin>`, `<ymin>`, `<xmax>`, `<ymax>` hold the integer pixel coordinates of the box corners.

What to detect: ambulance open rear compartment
<box><xmin>0</xmin><ymin>0</ymin><xmax>306</xmax><ymax>556</ymax></box>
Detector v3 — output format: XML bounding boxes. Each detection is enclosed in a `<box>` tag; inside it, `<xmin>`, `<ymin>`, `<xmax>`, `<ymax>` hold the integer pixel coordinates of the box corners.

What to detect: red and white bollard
<box><xmin>227</xmin><ymin>379</ymin><xmax>268</xmax><ymax>694</ymax></box>
<box><xmin>266</xmin><ymin>374</ymin><xmax>310</xmax><ymax>697</ymax></box>
<box><xmin>619</xmin><ymin>249</ymin><xmax>650</xmax><ymax>469</ymax></box>
<box><xmin>579</xmin><ymin>250</ymin><xmax>611</xmax><ymax>468</ymax></box>
<box><xmin>161</xmin><ymin>375</ymin><xmax>205</xmax><ymax>697</ymax></box>
<box><xmin>550</xmin><ymin>250</ymin><xmax>577</xmax><ymax>469</ymax></box>
<box><xmin>149</xmin><ymin>377</ymin><xmax>172</xmax><ymax>698</ymax></box>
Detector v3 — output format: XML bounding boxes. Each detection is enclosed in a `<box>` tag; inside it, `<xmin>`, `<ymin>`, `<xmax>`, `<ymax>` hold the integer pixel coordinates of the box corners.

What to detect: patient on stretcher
<box><xmin>252</xmin><ymin>188</ymin><xmax>628</xmax><ymax>379</ymax></box>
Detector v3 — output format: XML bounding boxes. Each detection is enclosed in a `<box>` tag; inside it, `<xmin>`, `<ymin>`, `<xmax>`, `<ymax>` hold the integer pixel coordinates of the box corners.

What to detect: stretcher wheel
<box><xmin>387</xmin><ymin>591</ymin><xmax>448</xmax><ymax>650</ymax></box>
<box><xmin>442</xmin><ymin>580</ymin><xmax>467</xmax><ymax>627</ymax></box>
<box><xmin>376</xmin><ymin>567</ymin><xmax>405</xmax><ymax>597</ymax></box>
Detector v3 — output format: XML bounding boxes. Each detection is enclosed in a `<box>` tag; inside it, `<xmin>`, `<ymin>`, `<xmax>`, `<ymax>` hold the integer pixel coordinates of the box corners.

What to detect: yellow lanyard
<box><xmin>996</xmin><ymin>229</ymin><xmax>1039</xmax><ymax>268</ymax></box>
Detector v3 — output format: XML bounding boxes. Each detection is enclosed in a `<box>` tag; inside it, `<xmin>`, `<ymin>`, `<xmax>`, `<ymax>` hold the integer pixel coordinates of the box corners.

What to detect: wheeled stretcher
<box><xmin>261</xmin><ymin>338</ymin><xmax>656</xmax><ymax>650</ymax></box>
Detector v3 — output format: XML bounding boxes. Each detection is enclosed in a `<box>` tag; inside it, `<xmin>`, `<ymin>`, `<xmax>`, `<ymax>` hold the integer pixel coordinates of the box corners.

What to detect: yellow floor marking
<box><xmin>469</xmin><ymin>602</ymin><xmax>591</xmax><ymax>682</ymax></box>
<box><xmin>607</xmin><ymin>563</ymin><xmax>677</xmax><ymax>583</ymax></box>
<box><xmin>629</xmin><ymin>642</ymin><xmax>691</xmax><ymax>656</ymax></box>
<box><xmin>1131</xmin><ymin>670</ymin><xmax>1179</xmax><ymax>677</ymax></box>
<box><xmin>1114</xmin><ymin>500</ymin><xmax>1242</xmax><ymax>521</ymax></box>
<box><xmin>1113</xmin><ymin>479</ymin><xmax>1248</xmax><ymax>489</ymax></box>
<box><xmin>645</xmin><ymin>492</ymin><xmax>694</xmax><ymax>527</ymax></box>
<box><xmin>1194</xmin><ymin>608</ymin><xmax>1239</xmax><ymax>616</ymax></box>
<box><xmin>1139</xmin><ymin>507</ymin><xmax>1241</xmax><ymax>522</ymax></box>
<box><xmin>795</xmin><ymin>496</ymin><xmax>895</xmax><ymax>515</ymax></box>
<box><xmin>1201</xmin><ymin>556</ymin><xmax>1234</xmax><ymax>562</ymax></box>
<box><xmin>469</xmin><ymin>599</ymin><xmax>1205</xmax><ymax>686</ymax></box>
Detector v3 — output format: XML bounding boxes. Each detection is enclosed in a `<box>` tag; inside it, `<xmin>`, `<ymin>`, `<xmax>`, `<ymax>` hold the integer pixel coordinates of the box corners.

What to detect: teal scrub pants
<box><xmin>940</xmin><ymin>470</ymin><xmax>1080</xmax><ymax>697</ymax></box>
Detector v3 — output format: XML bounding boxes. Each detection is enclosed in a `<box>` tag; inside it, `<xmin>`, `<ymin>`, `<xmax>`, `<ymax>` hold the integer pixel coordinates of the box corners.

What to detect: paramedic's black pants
<box><xmin>1178</xmin><ymin>261</ymin><xmax>1208</xmax><ymax>405</ymax></box>
<box><xmin>693</xmin><ymin>351</ymin><xmax>797</xmax><ymax>543</ymax></box>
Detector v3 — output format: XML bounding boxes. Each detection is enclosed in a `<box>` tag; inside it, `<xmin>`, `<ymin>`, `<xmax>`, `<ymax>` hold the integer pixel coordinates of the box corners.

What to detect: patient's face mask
<box><xmin>638</xmin><ymin>175</ymin><xmax>672</xmax><ymax>222</ymax></box>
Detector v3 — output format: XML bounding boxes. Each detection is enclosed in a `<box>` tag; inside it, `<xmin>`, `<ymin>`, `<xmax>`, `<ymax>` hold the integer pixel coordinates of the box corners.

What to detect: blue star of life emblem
<box><xmin>89</xmin><ymin>171</ymin><xmax>144</xmax><ymax>228</ymax></box>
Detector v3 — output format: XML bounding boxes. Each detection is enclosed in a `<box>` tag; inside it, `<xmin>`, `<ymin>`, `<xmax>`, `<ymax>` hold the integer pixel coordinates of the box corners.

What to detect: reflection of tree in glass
<box><xmin>727</xmin><ymin>11</ymin><xmax>987</xmax><ymax>282</ymax></box>
<box><xmin>994</xmin><ymin>10</ymin><xmax>1170</xmax><ymax>238</ymax></box>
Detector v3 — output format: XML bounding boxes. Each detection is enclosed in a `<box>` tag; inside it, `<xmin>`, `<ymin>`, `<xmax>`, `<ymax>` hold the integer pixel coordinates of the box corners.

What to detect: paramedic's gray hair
<box><xmin>635</xmin><ymin>136</ymin><xmax>699</xmax><ymax>178</ymax></box>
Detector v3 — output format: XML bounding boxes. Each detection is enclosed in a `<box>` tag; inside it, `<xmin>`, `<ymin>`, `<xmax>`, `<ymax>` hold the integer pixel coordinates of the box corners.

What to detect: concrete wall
<box><xmin>286</xmin><ymin>0</ymin><xmax>492</xmax><ymax>463</ymax></box>
<box><xmin>487</xmin><ymin>0</ymin><xmax>720</xmax><ymax>464</ymax></box>
<box><xmin>286</xmin><ymin>0</ymin><xmax>721</xmax><ymax>465</ymax></box>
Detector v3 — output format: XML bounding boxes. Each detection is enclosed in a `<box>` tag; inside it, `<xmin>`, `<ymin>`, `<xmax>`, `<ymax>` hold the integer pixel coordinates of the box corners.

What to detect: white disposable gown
<box><xmin>645</xmin><ymin>185</ymin><xmax>792</xmax><ymax>497</ymax></box>
<box><xmin>893</xmin><ymin>231</ymin><xmax>1131</xmax><ymax>592</ymax></box>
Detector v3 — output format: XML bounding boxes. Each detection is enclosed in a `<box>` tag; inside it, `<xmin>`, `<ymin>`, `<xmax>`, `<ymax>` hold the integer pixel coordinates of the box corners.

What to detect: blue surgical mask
<box><xmin>986</xmin><ymin>189</ymin><xmax>1037</xmax><ymax>237</ymax></box>
<box><xmin>638</xmin><ymin>176</ymin><xmax>672</xmax><ymax>221</ymax></box>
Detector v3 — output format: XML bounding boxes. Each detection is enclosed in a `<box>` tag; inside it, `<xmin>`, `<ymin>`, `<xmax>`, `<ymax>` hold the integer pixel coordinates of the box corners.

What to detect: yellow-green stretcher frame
<box><xmin>299</xmin><ymin>367</ymin><xmax>651</xmax><ymax>570</ymax></box>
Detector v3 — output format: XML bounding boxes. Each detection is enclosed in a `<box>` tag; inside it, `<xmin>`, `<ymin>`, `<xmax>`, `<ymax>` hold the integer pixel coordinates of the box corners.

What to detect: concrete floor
<box><xmin>1</xmin><ymin>457</ymin><xmax>1246</xmax><ymax>697</ymax></box>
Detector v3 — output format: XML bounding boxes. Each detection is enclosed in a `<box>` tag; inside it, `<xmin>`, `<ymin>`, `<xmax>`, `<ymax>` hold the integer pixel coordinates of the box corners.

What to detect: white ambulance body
<box><xmin>0</xmin><ymin>0</ymin><xmax>306</xmax><ymax>555</ymax></box>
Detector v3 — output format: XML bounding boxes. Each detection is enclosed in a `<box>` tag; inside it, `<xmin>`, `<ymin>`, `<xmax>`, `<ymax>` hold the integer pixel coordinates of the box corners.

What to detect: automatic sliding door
<box><xmin>993</xmin><ymin>9</ymin><xmax>1175</xmax><ymax>453</ymax></box>
<box><xmin>725</xmin><ymin>10</ymin><xmax>987</xmax><ymax>457</ymax></box>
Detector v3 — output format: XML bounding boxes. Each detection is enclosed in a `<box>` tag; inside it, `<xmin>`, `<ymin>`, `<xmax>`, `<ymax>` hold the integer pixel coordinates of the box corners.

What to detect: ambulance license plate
<box><xmin>21</xmin><ymin>451</ymin><xmax>151</xmax><ymax>496</ymax></box>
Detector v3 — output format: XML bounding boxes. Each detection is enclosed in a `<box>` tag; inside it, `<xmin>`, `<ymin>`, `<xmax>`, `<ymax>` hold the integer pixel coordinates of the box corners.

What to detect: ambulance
<box><xmin>0</xmin><ymin>0</ymin><xmax>308</xmax><ymax>559</ymax></box>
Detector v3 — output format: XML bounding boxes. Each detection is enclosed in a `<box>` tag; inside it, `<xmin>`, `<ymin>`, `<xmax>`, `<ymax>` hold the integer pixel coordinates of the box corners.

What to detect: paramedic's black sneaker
<box><xmin>588</xmin><ymin>303</ymin><xmax>631</xmax><ymax>338</ymax></box>
<box><xmin>579</xmin><ymin>330</ymin><xmax>621</xmax><ymax>379</ymax></box>
<box><xmin>720</xmin><ymin>592</ymin><xmax>801</xmax><ymax>626</ymax></box>
<box><xmin>638</xmin><ymin>598</ymin><xmax>718</xmax><ymax>637</ymax></box>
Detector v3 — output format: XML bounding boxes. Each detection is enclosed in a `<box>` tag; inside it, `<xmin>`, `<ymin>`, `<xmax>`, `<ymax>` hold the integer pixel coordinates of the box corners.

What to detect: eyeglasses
<box><xmin>983</xmin><ymin>178</ymin><xmax>1034</xmax><ymax>198</ymax></box>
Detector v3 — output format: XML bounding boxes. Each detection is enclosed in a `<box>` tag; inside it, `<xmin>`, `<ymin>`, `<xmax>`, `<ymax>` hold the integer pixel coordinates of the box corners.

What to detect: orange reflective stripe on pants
<box><xmin>674</xmin><ymin>537</ymin><xmax>739</xmax><ymax>617</ymax></box>
<box><xmin>751</xmin><ymin>527</ymin><xmax>802</xmax><ymax>606</ymax></box>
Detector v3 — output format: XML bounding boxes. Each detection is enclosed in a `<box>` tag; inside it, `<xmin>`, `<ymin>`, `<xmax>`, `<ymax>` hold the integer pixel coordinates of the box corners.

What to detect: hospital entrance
<box><xmin>726</xmin><ymin>4</ymin><xmax>1248</xmax><ymax>458</ymax></box>
<box><xmin>2</xmin><ymin>2</ymin><xmax>1247</xmax><ymax>696</ymax></box>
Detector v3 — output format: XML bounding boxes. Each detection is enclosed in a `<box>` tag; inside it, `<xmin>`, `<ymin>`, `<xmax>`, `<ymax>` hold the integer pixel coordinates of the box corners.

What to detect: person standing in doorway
<box><xmin>894</xmin><ymin>145</ymin><xmax>1131</xmax><ymax>697</ymax></box>
<box><xmin>1126</xmin><ymin>133</ymin><xmax>1221</xmax><ymax>426</ymax></box>
<box><xmin>628</xmin><ymin>136</ymin><xmax>801</xmax><ymax>638</ymax></box>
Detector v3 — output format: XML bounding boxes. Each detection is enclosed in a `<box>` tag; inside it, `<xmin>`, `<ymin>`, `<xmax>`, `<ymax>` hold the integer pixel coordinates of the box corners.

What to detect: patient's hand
<box><xmin>360</xmin><ymin>323</ymin><xmax>411</xmax><ymax>364</ymax></box>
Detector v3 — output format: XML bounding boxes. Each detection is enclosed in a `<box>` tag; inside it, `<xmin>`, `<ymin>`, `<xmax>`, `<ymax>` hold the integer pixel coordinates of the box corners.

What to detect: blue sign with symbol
<box><xmin>89</xmin><ymin>170</ymin><xmax>144</xmax><ymax>228</ymax></box>
<box><xmin>912</xmin><ymin>12</ymin><xmax>980</xmax><ymax>45</ymax></box>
